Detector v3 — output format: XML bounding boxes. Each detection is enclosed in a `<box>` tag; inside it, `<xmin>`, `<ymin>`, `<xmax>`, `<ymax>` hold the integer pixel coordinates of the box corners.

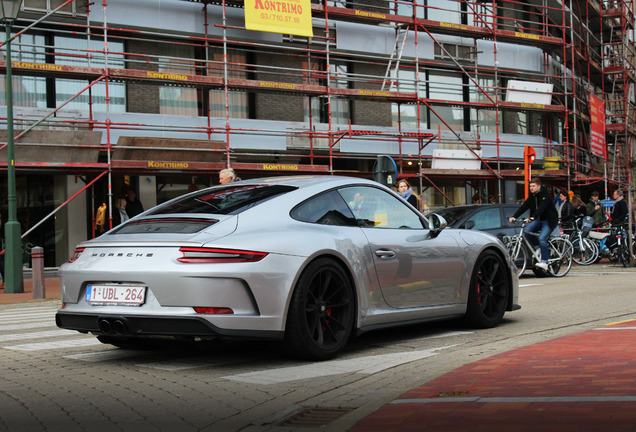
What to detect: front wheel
<box><xmin>572</xmin><ymin>237</ymin><xmax>598</xmax><ymax>266</ymax></box>
<box><xmin>283</xmin><ymin>258</ymin><xmax>355</xmax><ymax>360</ymax></box>
<box><xmin>504</xmin><ymin>238</ymin><xmax>527</xmax><ymax>277</ymax></box>
<box><xmin>464</xmin><ymin>250</ymin><xmax>510</xmax><ymax>328</ymax></box>
<box><xmin>618</xmin><ymin>242</ymin><xmax>631</xmax><ymax>268</ymax></box>
<box><xmin>548</xmin><ymin>237</ymin><xmax>573</xmax><ymax>277</ymax></box>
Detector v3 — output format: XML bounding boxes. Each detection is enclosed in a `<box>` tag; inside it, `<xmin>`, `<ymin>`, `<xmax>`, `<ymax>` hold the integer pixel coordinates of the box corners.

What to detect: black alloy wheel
<box><xmin>465</xmin><ymin>250</ymin><xmax>510</xmax><ymax>328</ymax></box>
<box><xmin>284</xmin><ymin>258</ymin><xmax>355</xmax><ymax>360</ymax></box>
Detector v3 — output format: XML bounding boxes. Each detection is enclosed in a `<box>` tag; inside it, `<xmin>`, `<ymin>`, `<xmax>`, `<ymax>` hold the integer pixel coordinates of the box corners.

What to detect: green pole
<box><xmin>4</xmin><ymin>23</ymin><xmax>23</xmax><ymax>293</ymax></box>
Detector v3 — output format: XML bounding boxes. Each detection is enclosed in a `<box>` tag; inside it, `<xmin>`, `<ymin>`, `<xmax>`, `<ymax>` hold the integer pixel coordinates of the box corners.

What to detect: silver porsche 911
<box><xmin>56</xmin><ymin>176</ymin><xmax>519</xmax><ymax>360</ymax></box>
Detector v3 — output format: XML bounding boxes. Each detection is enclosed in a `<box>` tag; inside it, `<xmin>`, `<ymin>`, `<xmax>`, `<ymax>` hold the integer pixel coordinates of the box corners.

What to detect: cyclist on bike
<box><xmin>508</xmin><ymin>178</ymin><xmax>559</xmax><ymax>271</ymax></box>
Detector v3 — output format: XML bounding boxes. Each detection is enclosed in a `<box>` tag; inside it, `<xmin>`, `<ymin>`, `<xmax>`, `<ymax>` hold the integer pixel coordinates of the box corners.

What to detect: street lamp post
<box><xmin>2</xmin><ymin>0</ymin><xmax>23</xmax><ymax>293</ymax></box>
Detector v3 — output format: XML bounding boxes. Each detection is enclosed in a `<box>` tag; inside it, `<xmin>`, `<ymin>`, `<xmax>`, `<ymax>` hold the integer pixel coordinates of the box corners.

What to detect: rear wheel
<box><xmin>465</xmin><ymin>250</ymin><xmax>510</xmax><ymax>328</ymax></box>
<box><xmin>284</xmin><ymin>258</ymin><xmax>355</xmax><ymax>360</ymax></box>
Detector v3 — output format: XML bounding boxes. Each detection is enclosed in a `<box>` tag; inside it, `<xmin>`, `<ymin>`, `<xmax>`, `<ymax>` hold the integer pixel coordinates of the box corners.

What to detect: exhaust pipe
<box><xmin>113</xmin><ymin>319</ymin><xmax>128</xmax><ymax>335</ymax></box>
<box><xmin>98</xmin><ymin>318</ymin><xmax>112</xmax><ymax>334</ymax></box>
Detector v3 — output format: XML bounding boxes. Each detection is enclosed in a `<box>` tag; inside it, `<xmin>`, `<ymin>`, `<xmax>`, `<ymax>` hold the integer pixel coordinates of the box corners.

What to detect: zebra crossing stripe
<box><xmin>0</xmin><ymin>305</ymin><xmax>60</xmax><ymax>313</ymax></box>
<box><xmin>0</xmin><ymin>314</ymin><xmax>56</xmax><ymax>323</ymax></box>
<box><xmin>0</xmin><ymin>330</ymin><xmax>72</xmax><ymax>343</ymax></box>
<box><xmin>3</xmin><ymin>338</ymin><xmax>103</xmax><ymax>351</ymax></box>
<box><xmin>0</xmin><ymin>321</ymin><xmax>58</xmax><ymax>331</ymax></box>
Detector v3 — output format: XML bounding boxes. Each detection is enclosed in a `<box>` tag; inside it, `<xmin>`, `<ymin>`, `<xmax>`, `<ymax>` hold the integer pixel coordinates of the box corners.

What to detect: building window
<box><xmin>55</xmin><ymin>36</ymin><xmax>126</xmax><ymax>112</ymax></box>
<box><xmin>391</xmin><ymin>68</ymin><xmax>427</xmax><ymax>129</ymax></box>
<box><xmin>159</xmin><ymin>45</ymin><xmax>198</xmax><ymax>116</ymax></box>
<box><xmin>0</xmin><ymin>33</ymin><xmax>47</xmax><ymax>108</ymax></box>
<box><xmin>427</xmin><ymin>0</ymin><xmax>463</xmax><ymax>23</ymax></box>
<box><xmin>469</xmin><ymin>77</ymin><xmax>497</xmax><ymax>133</ymax></box>
<box><xmin>428</xmin><ymin>72</ymin><xmax>464</xmax><ymax>132</ymax></box>
<box><xmin>303</xmin><ymin>61</ymin><xmax>350</xmax><ymax>124</ymax></box>
<box><xmin>467</xmin><ymin>2</ymin><xmax>494</xmax><ymax>28</ymax></box>
<box><xmin>434</xmin><ymin>43</ymin><xmax>473</xmax><ymax>61</ymax></box>
<box><xmin>208</xmin><ymin>48</ymin><xmax>249</xmax><ymax>119</ymax></box>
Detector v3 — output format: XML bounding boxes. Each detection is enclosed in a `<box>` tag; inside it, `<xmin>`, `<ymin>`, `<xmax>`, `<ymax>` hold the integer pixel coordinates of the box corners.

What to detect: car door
<box><xmin>338</xmin><ymin>186</ymin><xmax>463</xmax><ymax>309</ymax></box>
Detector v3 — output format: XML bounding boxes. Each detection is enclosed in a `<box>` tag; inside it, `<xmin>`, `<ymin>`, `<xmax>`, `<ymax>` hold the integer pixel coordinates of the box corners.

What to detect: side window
<box><xmin>466</xmin><ymin>208</ymin><xmax>500</xmax><ymax>230</ymax></box>
<box><xmin>503</xmin><ymin>206</ymin><xmax>529</xmax><ymax>226</ymax></box>
<box><xmin>338</xmin><ymin>186</ymin><xmax>425</xmax><ymax>229</ymax></box>
<box><xmin>291</xmin><ymin>190</ymin><xmax>357</xmax><ymax>226</ymax></box>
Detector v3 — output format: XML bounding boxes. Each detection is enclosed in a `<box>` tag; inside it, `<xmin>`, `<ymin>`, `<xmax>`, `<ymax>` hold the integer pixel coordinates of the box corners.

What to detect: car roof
<box><xmin>237</xmin><ymin>175</ymin><xmax>377</xmax><ymax>188</ymax></box>
<box><xmin>438</xmin><ymin>203</ymin><xmax>518</xmax><ymax>211</ymax></box>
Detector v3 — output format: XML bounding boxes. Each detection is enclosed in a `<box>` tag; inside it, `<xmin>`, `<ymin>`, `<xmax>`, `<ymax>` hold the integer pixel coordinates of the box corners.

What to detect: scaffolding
<box><xmin>0</xmin><ymin>0</ymin><xmax>634</xmax><ymax>241</ymax></box>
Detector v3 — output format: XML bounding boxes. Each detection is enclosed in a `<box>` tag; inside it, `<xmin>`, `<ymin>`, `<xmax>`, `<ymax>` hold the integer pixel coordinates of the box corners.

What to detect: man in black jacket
<box><xmin>508</xmin><ymin>178</ymin><xmax>559</xmax><ymax>271</ymax></box>
<box><xmin>125</xmin><ymin>189</ymin><xmax>144</xmax><ymax>219</ymax></box>
<box><xmin>611</xmin><ymin>189</ymin><xmax>628</xmax><ymax>226</ymax></box>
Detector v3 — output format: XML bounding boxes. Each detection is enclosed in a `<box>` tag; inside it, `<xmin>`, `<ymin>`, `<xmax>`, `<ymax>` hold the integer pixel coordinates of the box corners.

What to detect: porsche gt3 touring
<box><xmin>56</xmin><ymin>176</ymin><xmax>520</xmax><ymax>360</ymax></box>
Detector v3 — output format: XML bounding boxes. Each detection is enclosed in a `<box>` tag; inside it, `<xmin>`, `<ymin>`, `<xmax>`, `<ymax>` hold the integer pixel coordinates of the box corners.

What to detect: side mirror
<box><xmin>464</xmin><ymin>220</ymin><xmax>475</xmax><ymax>230</ymax></box>
<box><xmin>428</xmin><ymin>213</ymin><xmax>447</xmax><ymax>238</ymax></box>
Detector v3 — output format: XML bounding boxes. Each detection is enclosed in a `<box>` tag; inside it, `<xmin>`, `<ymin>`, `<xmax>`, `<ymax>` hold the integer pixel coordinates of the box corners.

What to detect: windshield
<box><xmin>433</xmin><ymin>207</ymin><xmax>473</xmax><ymax>226</ymax></box>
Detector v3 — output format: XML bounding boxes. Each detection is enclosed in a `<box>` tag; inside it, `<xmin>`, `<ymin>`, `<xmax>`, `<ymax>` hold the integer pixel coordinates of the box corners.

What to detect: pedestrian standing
<box><xmin>219</xmin><ymin>168</ymin><xmax>241</xmax><ymax>184</ymax></box>
<box><xmin>610</xmin><ymin>189</ymin><xmax>628</xmax><ymax>226</ymax></box>
<box><xmin>586</xmin><ymin>191</ymin><xmax>605</xmax><ymax>227</ymax></box>
<box><xmin>125</xmin><ymin>189</ymin><xmax>144</xmax><ymax>219</ymax></box>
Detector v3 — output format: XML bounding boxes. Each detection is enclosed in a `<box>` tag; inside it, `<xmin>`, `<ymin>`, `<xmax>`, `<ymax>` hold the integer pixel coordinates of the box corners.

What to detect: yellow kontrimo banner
<box><xmin>245</xmin><ymin>0</ymin><xmax>313</xmax><ymax>37</ymax></box>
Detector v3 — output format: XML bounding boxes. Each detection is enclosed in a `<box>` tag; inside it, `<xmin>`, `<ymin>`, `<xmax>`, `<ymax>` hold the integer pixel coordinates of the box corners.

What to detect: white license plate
<box><xmin>86</xmin><ymin>284</ymin><xmax>146</xmax><ymax>306</ymax></box>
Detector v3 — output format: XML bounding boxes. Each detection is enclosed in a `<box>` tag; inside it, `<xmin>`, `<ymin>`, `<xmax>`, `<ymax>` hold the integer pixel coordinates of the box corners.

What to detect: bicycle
<box><xmin>589</xmin><ymin>224</ymin><xmax>633</xmax><ymax>267</ymax></box>
<box><xmin>503</xmin><ymin>220</ymin><xmax>573</xmax><ymax>278</ymax></box>
<box><xmin>613</xmin><ymin>225</ymin><xmax>631</xmax><ymax>268</ymax></box>
<box><xmin>563</xmin><ymin>216</ymin><xmax>598</xmax><ymax>266</ymax></box>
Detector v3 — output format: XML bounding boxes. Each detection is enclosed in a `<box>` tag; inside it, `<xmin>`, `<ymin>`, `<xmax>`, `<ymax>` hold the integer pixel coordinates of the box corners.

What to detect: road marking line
<box><xmin>2</xmin><ymin>338</ymin><xmax>103</xmax><ymax>351</ymax></box>
<box><xmin>138</xmin><ymin>360</ymin><xmax>218</xmax><ymax>371</ymax></box>
<box><xmin>519</xmin><ymin>283</ymin><xmax>543</xmax><ymax>287</ymax></box>
<box><xmin>0</xmin><ymin>330</ymin><xmax>71</xmax><ymax>342</ymax></box>
<box><xmin>604</xmin><ymin>319</ymin><xmax>636</xmax><ymax>326</ymax></box>
<box><xmin>0</xmin><ymin>312</ymin><xmax>56</xmax><ymax>321</ymax></box>
<box><xmin>0</xmin><ymin>305</ymin><xmax>60</xmax><ymax>311</ymax></box>
<box><xmin>427</xmin><ymin>331</ymin><xmax>473</xmax><ymax>339</ymax></box>
<box><xmin>0</xmin><ymin>321</ymin><xmax>58</xmax><ymax>331</ymax></box>
<box><xmin>224</xmin><ymin>345</ymin><xmax>457</xmax><ymax>385</ymax></box>
<box><xmin>594</xmin><ymin>327</ymin><xmax>636</xmax><ymax>330</ymax></box>
<box><xmin>65</xmin><ymin>350</ymin><xmax>139</xmax><ymax>362</ymax></box>
<box><xmin>391</xmin><ymin>396</ymin><xmax>636</xmax><ymax>404</ymax></box>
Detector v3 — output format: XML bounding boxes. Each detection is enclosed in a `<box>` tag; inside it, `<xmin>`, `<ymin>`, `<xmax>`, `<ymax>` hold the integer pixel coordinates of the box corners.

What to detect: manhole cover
<box><xmin>278</xmin><ymin>408</ymin><xmax>352</xmax><ymax>427</ymax></box>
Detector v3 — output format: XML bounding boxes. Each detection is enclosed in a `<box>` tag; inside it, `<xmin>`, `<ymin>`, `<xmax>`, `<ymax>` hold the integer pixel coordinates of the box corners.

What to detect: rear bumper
<box><xmin>55</xmin><ymin>311</ymin><xmax>284</xmax><ymax>340</ymax></box>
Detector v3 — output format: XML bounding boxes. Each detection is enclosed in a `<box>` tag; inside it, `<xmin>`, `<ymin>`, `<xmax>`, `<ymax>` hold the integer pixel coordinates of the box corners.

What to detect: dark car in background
<box><xmin>430</xmin><ymin>204</ymin><xmax>530</xmax><ymax>241</ymax></box>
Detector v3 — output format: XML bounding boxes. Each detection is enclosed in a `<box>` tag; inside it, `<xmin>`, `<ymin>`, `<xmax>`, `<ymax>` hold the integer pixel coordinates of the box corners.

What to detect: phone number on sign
<box><xmin>260</xmin><ymin>13</ymin><xmax>300</xmax><ymax>23</ymax></box>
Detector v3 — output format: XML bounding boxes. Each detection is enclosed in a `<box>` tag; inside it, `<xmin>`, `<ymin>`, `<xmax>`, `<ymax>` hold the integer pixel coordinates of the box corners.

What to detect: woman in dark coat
<box><xmin>396</xmin><ymin>178</ymin><xmax>419</xmax><ymax>210</ymax></box>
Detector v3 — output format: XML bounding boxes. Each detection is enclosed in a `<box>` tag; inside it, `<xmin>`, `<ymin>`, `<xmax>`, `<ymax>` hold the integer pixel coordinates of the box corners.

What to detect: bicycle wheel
<box><xmin>586</xmin><ymin>238</ymin><xmax>599</xmax><ymax>263</ymax></box>
<box><xmin>571</xmin><ymin>237</ymin><xmax>597</xmax><ymax>266</ymax></box>
<box><xmin>547</xmin><ymin>237</ymin><xmax>573</xmax><ymax>277</ymax></box>
<box><xmin>504</xmin><ymin>238</ymin><xmax>527</xmax><ymax>277</ymax></box>
<box><xmin>618</xmin><ymin>242</ymin><xmax>630</xmax><ymax>268</ymax></box>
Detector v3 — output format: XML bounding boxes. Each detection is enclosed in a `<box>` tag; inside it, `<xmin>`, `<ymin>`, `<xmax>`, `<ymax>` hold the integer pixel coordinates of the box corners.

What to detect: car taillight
<box><xmin>177</xmin><ymin>247</ymin><xmax>268</xmax><ymax>263</ymax></box>
<box><xmin>193</xmin><ymin>307</ymin><xmax>234</xmax><ymax>314</ymax></box>
<box><xmin>68</xmin><ymin>247</ymin><xmax>86</xmax><ymax>263</ymax></box>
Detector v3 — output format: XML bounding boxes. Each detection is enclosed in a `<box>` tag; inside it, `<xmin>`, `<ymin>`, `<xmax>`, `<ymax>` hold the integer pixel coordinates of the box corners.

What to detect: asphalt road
<box><xmin>1</xmin><ymin>264</ymin><xmax>634</xmax><ymax>432</ymax></box>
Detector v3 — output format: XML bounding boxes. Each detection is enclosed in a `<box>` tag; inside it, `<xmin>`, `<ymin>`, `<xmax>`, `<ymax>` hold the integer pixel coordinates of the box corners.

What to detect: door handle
<box><xmin>375</xmin><ymin>249</ymin><xmax>396</xmax><ymax>259</ymax></box>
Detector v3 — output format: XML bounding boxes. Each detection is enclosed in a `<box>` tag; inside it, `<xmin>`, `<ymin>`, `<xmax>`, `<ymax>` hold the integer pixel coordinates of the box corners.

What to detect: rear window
<box><xmin>110</xmin><ymin>184</ymin><xmax>296</xmax><ymax>235</ymax></box>
<box><xmin>146</xmin><ymin>184</ymin><xmax>296</xmax><ymax>216</ymax></box>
